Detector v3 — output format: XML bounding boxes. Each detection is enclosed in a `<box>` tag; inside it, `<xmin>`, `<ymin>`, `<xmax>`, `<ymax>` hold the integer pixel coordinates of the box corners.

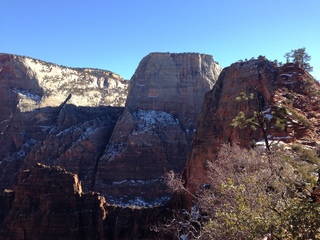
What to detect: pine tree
<box><xmin>284</xmin><ymin>47</ymin><xmax>313</xmax><ymax>72</ymax></box>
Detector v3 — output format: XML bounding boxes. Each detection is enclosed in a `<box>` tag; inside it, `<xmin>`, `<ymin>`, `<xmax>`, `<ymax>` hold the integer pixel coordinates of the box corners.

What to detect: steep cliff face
<box><xmin>126</xmin><ymin>53</ymin><xmax>221</xmax><ymax>129</ymax></box>
<box><xmin>0</xmin><ymin>163</ymin><xmax>104</xmax><ymax>239</ymax></box>
<box><xmin>185</xmin><ymin>58</ymin><xmax>320</xmax><ymax>194</ymax></box>
<box><xmin>0</xmin><ymin>163</ymin><xmax>167</xmax><ymax>240</ymax></box>
<box><xmin>20</xmin><ymin>105</ymin><xmax>123</xmax><ymax>192</ymax></box>
<box><xmin>1</xmin><ymin>52</ymin><xmax>319</xmax><ymax>238</ymax></box>
<box><xmin>95</xmin><ymin>52</ymin><xmax>221</xmax><ymax>205</ymax></box>
<box><xmin>0</xmin><ymin>54</ymin><xmax>127</xmax><ymax>192</ymax></box>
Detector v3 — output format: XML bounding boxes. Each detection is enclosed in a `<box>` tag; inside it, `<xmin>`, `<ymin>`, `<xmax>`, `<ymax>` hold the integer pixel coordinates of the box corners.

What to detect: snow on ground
<box><xmin>112</xmin><ymin>178</ymin><xmax>162</xmax><ymax>186</ymax></box>
<box><xmin>105</xmin><ymin>142</ymin><xmax>126</xmax><ymax>161</ymax></box>
<box><xmin>20</xmin><ymin>56</ymin><xmax>128</xmax><ymax>108</ymax></box>
<box><xmin>106</xmin><ymin>195</ymin><xmax>171</xmax><ymax>207</ymax></box>
<box><xmin>280</xmin><ymin>73</ymin><xmax>293</xmax><ymax>78</ymax></box>
<box><xmin>255</xmin><ymin>139</ymin><xmax>292</xmax><ymax>151</ymax></box>
<box><xmin>264</xmin><ymin>113</ymin><xmax>273</xmax><ymax>120</ymax></box>
<box><xmin>106</xmin><ymin>110</ymin><xmax>182</xmax><ymax>160</ymax></box>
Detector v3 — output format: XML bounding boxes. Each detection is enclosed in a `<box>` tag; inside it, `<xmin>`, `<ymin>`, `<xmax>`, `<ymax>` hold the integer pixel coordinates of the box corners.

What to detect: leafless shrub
<box><xmin>154</xmin><ymin>143</ymin><xmax>312</xmax><ymax>239</ymax></box>
<box><xmin>151</xmin><ymin>207</ymin><xmax>205</xmax><ymax>240</ymax></box>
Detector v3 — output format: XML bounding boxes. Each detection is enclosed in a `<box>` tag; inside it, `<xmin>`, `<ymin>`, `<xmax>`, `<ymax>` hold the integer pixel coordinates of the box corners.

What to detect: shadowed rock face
<box><xmin>95</xmin><ymin>52</ymin><xmax>221</xmax><ymax>205</ymax></box>
<box><xmin>0</xmin><ymin>52</ymin><xmax>221</xmax><ymax>204</ymax></box>
<box><xmin>184</xmin><ymin>59</ymin><xmax>320</xmax><ymax>198</ymax></box>
<box><xmin>20</xmin><ymin>105</ymin><xmax>124</xmax><ymax>192</ymax></box>
<box><xmin>0</xmin><ymin>54</ymin><xmax>127</xmax><ymax>192</ymax></box>
<box><xmin>0</xmin><ymin>163</ymin><xmax>166</xmax><ymax>240</ymax></box>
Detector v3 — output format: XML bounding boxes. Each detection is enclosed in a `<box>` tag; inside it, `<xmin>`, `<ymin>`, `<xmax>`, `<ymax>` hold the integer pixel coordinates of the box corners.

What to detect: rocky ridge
<box><xmin>0</xmin><ymin>54</ymin><xmax>128</xmax><ymax>112</ymax></box>
<box><xmin>184</xmin><ymin>58</ymin><xmax>320</xmax><ymax>196</ymax></box>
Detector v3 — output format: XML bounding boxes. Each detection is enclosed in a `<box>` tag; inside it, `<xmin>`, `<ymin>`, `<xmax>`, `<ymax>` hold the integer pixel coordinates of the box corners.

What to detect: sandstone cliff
<box><xmin>0</xmin><ymin>54</ymin><xmax>128</xmax><ymax>112</ymax></box>
<box><xmin>95</xmin><ymin>52</ymin><xmax>221</xmax><ymax>205</ymax></box>
<box><xmin>0</xmin><ymin>163</ymin><xmax>166</xmax><ymax>240</ymax></box>
<box><xmin>0</xmin><ymin>54</ymin><xmax>128</xmax><ymax>192</ymax></box>
<box><xmin>185</xmin><ymin>58</ymin><xmax>320</xmax><ymax>195</ymax></box>
<box><xmin>0</xmin><ymin>52</ymin><xmax>319</xmax><ymax>239</ymax></box>
<box><xmin>20</xmin><ymin>105</ymin><xmax>123</xmax><ymax>192</ymax></box>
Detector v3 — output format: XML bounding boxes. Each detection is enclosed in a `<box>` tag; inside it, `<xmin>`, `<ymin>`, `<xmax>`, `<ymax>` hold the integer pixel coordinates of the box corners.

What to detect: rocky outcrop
<box><xmin>95</xmin><ymin>52</ymin><xmax>221</xmax><ymax>205</ymax></box>
<box><xmin>0</xmin><ymin>163</ymin><xmax>105</xmax><ymax>239</ymax></box>
<box><xmin>21</xmin><ymin>105</ymin><xmax>123</xmax><ymax>192</ymax></box>
<box><xmin>0</xmin><ymin>54</ymin><xmax>127</xmax><ymax>192</ymax></box>
<box><xmin>0</xmin><ymin>163</ymin><xmax>167</xmax><ymax>240</ymax></box>
<box><xmin>184</xmin><ymin>58</ymin><xmax>320</xmax><ymax>196</ymax></box>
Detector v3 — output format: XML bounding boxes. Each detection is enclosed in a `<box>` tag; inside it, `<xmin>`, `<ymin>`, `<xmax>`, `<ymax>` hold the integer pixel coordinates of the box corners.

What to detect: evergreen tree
<box><xmin>284</xmin><ymin>47</ymin><xmax>313</xmax><ymax>72</ymax></box>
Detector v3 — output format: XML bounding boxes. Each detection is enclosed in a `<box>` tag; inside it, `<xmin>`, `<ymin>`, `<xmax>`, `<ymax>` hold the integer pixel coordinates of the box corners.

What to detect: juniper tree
<box><xmin>284</xmin><ymin>47</ymin><xmax>313</xmax><ymax>72</ymax></box>
<box><xmin>230</xmin><ymin>91</ymin><xmax>287</xmax><ymax>152</ymax></box>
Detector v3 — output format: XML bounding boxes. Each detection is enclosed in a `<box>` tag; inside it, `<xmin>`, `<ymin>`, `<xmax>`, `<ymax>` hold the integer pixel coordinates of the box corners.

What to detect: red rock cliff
<box><xmin>184</xmin><ymin>58</ymin><xmax>320</xmax><ymax>197</ymax></box>
<box><xmin>0</xmin><ymin>163</ymin><xmax>168</xmax><ymax>240</ymax></box>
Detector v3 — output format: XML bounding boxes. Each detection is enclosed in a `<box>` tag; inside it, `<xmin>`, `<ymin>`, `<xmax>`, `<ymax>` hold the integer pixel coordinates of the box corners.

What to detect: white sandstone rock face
<box><xmin>126</xmin><ymin>52</ymin><xmax>222</xmax><ymax>129</ymax></box>
<box><xmin>0</xmin><ymin>54</ymin><xmax>128</xmax><ymax>112</ymax></box>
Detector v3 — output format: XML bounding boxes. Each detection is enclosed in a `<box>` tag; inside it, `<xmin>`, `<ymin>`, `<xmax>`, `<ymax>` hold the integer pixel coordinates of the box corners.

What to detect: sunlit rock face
<box><xmin>0</xmin><ymin>54</ymin><xmax>128</xmax><ymax>112</ymax></box>
<box><xmin>184</xmin><ymin>58</ymin><xmax>320</xmax><ymax>200</ymax></box>
<box><xmin>95</xmin><ymin>52</ymin><xmax>222</xmax><ymax>205</ymax></box>
<box><xmin>0</xmin><ymin>54</ymin><xmax>127</xmax><ymax>192</ymax></box>
<box><xmin>126</xmin><ymin>52</ymin><xmax>221</xmax><ymax>129</ymax></box>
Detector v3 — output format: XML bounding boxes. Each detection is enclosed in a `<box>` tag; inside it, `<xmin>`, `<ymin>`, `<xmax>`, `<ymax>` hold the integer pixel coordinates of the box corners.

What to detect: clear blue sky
<box><xmin>1</xmin><ymin>0</ymin><xmax>319</xmax><ymax>80</ymax></box>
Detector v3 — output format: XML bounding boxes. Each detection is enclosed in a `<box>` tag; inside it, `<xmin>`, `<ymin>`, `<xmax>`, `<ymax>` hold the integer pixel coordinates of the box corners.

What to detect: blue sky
<box><xmin>1</xmin><ymin>0</ymin><xmax>319</xmax><ymax>80</ymax></box>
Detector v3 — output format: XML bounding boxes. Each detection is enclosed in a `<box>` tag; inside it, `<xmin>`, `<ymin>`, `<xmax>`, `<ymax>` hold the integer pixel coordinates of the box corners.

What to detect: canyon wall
<box><xmin>95</xmin><ymin>52</ymin><xmax>221</xmax><ymax>205</ymax></box>
<box><xmin>0</xmin><ymin>54</ymin><xmax>128</xmax><ymax>112</ymax></box>
<box><xmin>0</xmin><ymin>163</ymin><xmax>167</xmax><ymax>240</ymax></box>
<box><xmin>1</xmin><ymin>53</ymin><xmax>318</xmax><ymax>239</ymax></box>
<box><xmin>0</xmin><ymin>54</ymin><xmax>128</xmax><ymax>192</ymax></box>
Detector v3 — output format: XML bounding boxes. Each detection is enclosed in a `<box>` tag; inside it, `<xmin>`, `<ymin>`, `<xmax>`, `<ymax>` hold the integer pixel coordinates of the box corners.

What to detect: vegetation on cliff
<box><xmin>155</xmin><ymin>143</ymin><xmax>320</xmax><ymax>239</ymax></box>
<box><xmin>154</xmin><ymin>53</ymin><xmax>320</xmax><ymax>239</ymax></box>
<box><xmin>284</xmin><ymin>48</ymin><xmax>313</xmax><ymax>73</ymax></box>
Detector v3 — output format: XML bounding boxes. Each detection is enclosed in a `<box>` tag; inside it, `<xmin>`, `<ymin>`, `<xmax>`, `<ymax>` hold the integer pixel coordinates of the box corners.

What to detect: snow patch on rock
<box><xmin>133</xmin><ymin>109</ymin><xmax>180</xmax><ymax>133</ymax></box>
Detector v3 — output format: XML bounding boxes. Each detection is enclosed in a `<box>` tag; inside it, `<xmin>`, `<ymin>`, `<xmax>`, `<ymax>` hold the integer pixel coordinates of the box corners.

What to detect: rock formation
<box><xmin>0</xmin><ymin>54</ymin><xmax>128</xmax><ymax>112</ymax></box>
<box><xmin>0</xmin><ymin>163</ymin><xmax>166</xmax><ymax>240</ymax></box>
<box><xmin>184</xmin><ymin>58</ymin><xmax>320</xmax><ymax>196</ymax></box>
<box><xmin>0</xmin><ymin>54</ymin><xmax>128</xmax><ymax>192</ymax></box>
<box><xmin>95</xmin><ymin>52</ymin><xmax>221</xmax><ymax>205</ymax></box>
<box><xmin>1</xmin><ymin>52</ymin><xmax>319</xmax><ymax>239</ymax></box>
<box><xmin>20</xmin><ymin>105</ymin><xmax>123</xmax><ymax>192</ymax></box>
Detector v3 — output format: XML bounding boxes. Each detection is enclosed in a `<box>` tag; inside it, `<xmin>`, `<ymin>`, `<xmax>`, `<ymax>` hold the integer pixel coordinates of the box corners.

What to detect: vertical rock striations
<box><xmin>126</xmin><ymin>52</ymin><xmax>221</xmax><ymax>129</ymax></box>
<box><xmin>184</xmin><ymin>58</ymin><xmax>320</xmax><ymax>198</ymax></box>
<box><xmin>95</xmin><ymin>52</ymin><xmax>221</xmax><ymax>205</ymax></box>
